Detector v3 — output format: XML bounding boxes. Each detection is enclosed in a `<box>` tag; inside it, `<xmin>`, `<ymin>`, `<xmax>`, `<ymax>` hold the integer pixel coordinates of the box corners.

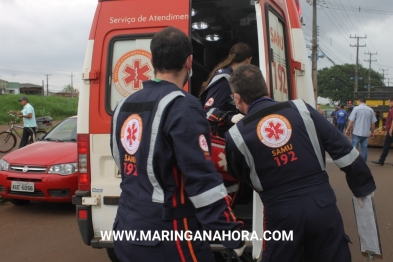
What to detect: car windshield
<box><xmin>43</xmin><ymin>118</ymin><xmax>77</xmax><ymax>142</ymax></box>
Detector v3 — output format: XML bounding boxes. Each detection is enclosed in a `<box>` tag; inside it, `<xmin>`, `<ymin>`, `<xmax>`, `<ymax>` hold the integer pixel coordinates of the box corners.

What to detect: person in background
<box><xmin>331</xmin><ymin>107</ymin><xmax>339</xmax><ymax>127</ymax></box>
<box><xmin>199</xmin><ymin>42</ymin><xmax>253</xmax><ymax>137</ymax></box>
<box><xmin>336</xmin><ymin>105</ymin><xmax>348</xmax><ymax>133</ymax></box>
<box><xmin>345</xmin><ymin>96</ymin><xmax>377</xmax><ymax>161</ymax></box>
<box><xmin>225</xmin><ymin>64</ymin><xmax>375</xmax><ymax>262</ymax></box>
<box><xmin>371</xmin><ymin>97</ymin><xmax>393</xmax><ymax>166</ymax></box>
<box><xmin>316</xmin><ymin>104</ymin><xmax>326</xmax><ymax>117</ymax></box>
<box><xmin>9</xmin><ymin>96</ymin><xmax>36</xmax><ymax>148</ymax></box>
<box><xmin>345</xmin><ymin>105</ymin><xmax>354</xmax><ymax>137</ymax></box>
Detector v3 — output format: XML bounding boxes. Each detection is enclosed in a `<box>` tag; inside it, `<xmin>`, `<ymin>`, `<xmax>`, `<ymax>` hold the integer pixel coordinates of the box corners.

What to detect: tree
<box><xmin>317</xmin><ymin>64</ymin><xmax>384</xmax><ymax>105</ymax></box>
<box><xmin>62</xmin><ymin>85</ymin><xmax>78</xmax><ymax>97</ymax></box>
<box><xmin>63</xmin><ymin>84</ymin><xmax>77</xmax><ymax>93</ymax></box>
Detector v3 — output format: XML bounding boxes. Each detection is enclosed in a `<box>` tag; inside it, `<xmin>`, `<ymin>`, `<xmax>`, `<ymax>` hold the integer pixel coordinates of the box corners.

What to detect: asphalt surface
<box><xmin>0</xmin><ymin>129</ymin><xmax>392</xmax><ymax>261</ymax></box>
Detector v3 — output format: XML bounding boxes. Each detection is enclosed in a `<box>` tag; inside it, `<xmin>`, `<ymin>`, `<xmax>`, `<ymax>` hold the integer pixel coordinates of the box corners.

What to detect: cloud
<box><xmin>0</xmin><ymin>0</ymin><xmax>97</xmax><ymax>91</ymax></box>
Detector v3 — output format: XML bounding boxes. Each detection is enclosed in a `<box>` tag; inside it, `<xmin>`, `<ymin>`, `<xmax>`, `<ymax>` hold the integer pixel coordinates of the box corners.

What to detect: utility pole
<box><xmin>350</xmin><ymin>35</ymin><xmax>366</xmax><ymax>97</ymax></box>
<box><xmin>42</xmin><ymin>80</ymin><xmax>44</xmax><ymax>96</ymax></box>
<box><xmin>45</xmin><ymin>75</ymin><xmax>50</xmax><ymax>96</ymax></box>
<box><xmin>69</xmin><ymin>72</ymin><xmax>75</xmax><ymax>97</ymax></box>
<box><xmin>379</xmin><ymin>68</ymin><xmax>388</xmax><ymax>86</ymax></box>
<box><xmin>385</xmin><ymin>77</ymin><xmax>393</xmax><ymax>87</ymax></box>
<box><xmin>364</xmin><ymin>52</ymin><xmax>377</xmax><ymax>94</ymax></box>
<box><xmin>311</xmin><ymin>0</ymin><xmax>318</xmax><ymax>104</ymax></box>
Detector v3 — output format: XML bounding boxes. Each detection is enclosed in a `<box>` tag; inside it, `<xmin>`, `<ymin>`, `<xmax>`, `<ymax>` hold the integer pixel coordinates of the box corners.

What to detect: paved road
<box><xmin>0</xmin><ymin>142</ymin><xmax>392</xmax><ymax>261</ymax></box>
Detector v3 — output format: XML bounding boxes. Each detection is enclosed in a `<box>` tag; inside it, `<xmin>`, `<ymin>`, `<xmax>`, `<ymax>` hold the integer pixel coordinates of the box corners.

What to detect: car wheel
<box><xmin>10</xmin><ymin>199</ymin><xmax>31</xmax><ymax>205</ymax></box>
<box><xmin>106</xmin><ymin>248</ymin><xmax>120</xmax><ymax>262</ymax></box>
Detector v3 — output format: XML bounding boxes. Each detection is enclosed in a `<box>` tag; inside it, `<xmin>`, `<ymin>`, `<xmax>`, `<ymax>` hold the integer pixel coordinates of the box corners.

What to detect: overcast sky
<box><xmin>301</xmin><ymin>0</ymin><xmax>393</xmax><ymax>80</ymax></box>
<box><xmin>0</xmin><ymin>0</ymin><xmax>97</xmax><ymax>92</ymax></box>
<box><xmin>1</xmin><ymin>0</ymin><xmax>392</xmax><ymax>93</ymax></box>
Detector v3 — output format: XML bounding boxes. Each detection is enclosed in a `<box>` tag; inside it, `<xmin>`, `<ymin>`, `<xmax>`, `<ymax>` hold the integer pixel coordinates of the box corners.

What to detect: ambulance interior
<box><xmin>190</xmin><ymin>0</ymin><xmax>259</xmax><ymax>231</ymax></box>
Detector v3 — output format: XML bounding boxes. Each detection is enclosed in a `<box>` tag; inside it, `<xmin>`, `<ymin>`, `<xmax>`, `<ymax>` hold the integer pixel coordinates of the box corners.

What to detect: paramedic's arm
<box><xmin>224</xmin><ymin>132</ymin><xmax>249</xmax><ymax>183</ymax></box>
<box><xmin>204</xmin><ymin>79</ymin><xmax>238</xmax><ymax>124</ymax></box>
<box><xmin>307</xmin><ymin>104</ymin><xmax>376</xmax><ymax>197</ymax></box>
<box><xmin>166</xmin><ymin>103</ymin><xmax>243</xmax><ymax>249</ymax></box>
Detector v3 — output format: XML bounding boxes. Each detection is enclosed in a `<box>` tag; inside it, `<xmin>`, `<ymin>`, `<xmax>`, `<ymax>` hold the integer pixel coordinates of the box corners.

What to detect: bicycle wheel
<box><xmin>0</xmin><ymin>131</ymin><xmax>17</xmax><ymax>153</ymax></box>
<box><xmin>35</xmin><ymin>130</ymin><xmax>47</xmax><ymax>141</ymax></box>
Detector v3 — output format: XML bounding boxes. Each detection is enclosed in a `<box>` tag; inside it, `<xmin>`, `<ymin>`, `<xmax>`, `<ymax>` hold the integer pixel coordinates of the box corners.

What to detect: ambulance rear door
<box><xmin>87</xmin><ymin>0</ymin><xmax>191</xmax><ymax>247</ymax></box>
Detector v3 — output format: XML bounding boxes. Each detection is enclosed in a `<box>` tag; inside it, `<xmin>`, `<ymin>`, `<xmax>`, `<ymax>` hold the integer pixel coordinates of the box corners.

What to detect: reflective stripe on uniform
<box><xmin>206</xmin><ymin>108</ymin><xmax>216</xmax><ymax>118</ymax></box>
<box><xmin>228</xmin><ymin>125</ymin><xmax>263</xmax><ymax>191</ymax></box>
<box><xmin>292</xmin><ymin>99</ymin><xmax>325</xmax><ymax>171</ymax></box>
<box><xmin>189</xmin><ymin>183</ymin><xmax>228</xmax><ymax>208</ymax></box>
<box><xmin>112</xmin><ymin>98</ymin><xmax>128</xmax><ymax>170</ymax></box>
<box><xmin>334</xmin><ymin>147</ymin><xmax>359</xmax><ymax>168</ymax></box>
<box><xmin>226</xmin><ymin>183</ymin><xmax>239</xmax><ymax>193</ymax></box>
<box><xmin>148</xmin><ymin>91</ymin><xmax>185</xmax><ymax>203</ymax></box>
<box><xmin>206</xmin><ymin>74</ymin><xmax>231</xmax><ymax>90</ymax></box>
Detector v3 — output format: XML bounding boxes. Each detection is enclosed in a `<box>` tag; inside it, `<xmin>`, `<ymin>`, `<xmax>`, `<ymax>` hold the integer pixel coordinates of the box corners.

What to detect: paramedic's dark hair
<box><xmin>150</xmin><ymin>27</ymin><xmax>192</xmax><ymax>73</ymax></box>
<box><xmin>200</xmin><ymin>42</ymin><xmax>253</xmax><ymax>95</ymax></box>
<box><xmin>229</xmin><ymin>64</ymin><xmax>268</xmax><ymax>105</ymax></box>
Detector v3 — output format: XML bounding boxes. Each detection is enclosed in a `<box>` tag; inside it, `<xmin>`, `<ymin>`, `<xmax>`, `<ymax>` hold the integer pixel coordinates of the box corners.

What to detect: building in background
<box><xmin>0</xmin><ymin>79</ymin><xmax>8</xmax><ymax>94</ymax></box>
<box><xmin>8</xmin><ymin>82</ymin><xmax>20</xmax><ymax>94</ymax></box>
<box><xmin>19</xmin><ymin>83</ymin><xmax>44</xmax><ymax>95</ymax></box>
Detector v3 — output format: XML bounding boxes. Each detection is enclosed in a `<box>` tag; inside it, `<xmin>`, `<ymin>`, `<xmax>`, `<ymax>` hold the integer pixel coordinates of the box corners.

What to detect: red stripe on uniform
<box><xmin>172</xmin><ymin>166</ymin><xmax>186</xmax><ymax>262</ymax></box>
<box><xmin>223</xmin><ymin>211</ymin><xmax>230</xmax><ymax>222</ymax></box>
<box><xmin>173</xmin><ymin>219</ymin><xmax>186</xmax><ymax>262</ymax></box>
<box><xmin>224</xmin><ymin>196</ymin><xmax>237</xmax><ymax>221</ymax></box>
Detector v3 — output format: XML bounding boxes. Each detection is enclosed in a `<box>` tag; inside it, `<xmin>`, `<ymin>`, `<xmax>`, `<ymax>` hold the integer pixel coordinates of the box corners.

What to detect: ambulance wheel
<box><xmin>106</xmin><ymin>248</ymin><xmax>120</xmax><ymax>262</ymax></box>
<box><xmin>10</xmin><ymin>199</ymin><xmax>30</xmax><ymax>205</ymax></box>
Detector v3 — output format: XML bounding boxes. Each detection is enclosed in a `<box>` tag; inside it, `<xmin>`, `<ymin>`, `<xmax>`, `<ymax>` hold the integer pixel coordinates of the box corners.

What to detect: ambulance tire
<box><xmin>106</xmin><ymin>248</ymin><xmax>120</xmax><ymax>262</ymax></box>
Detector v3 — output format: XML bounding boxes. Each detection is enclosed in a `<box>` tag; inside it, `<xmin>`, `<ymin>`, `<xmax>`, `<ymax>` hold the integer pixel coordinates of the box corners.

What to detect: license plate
<box><xmin>10</xmin><ymin>181</ymin><xmax>34</xmax><ymax>192</ymax></box>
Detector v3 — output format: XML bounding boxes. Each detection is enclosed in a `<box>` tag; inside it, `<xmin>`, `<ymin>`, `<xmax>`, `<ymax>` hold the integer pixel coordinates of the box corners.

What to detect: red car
<box><xmin>0</xmin><ymin>117</ymin><xmax>78</xmax><ymax>205</ymax></box>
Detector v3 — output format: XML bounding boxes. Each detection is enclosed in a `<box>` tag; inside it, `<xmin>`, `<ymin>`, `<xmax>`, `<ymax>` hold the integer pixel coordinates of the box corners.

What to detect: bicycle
<box><xmin>0</xmin><ymin>113</ymin><xmax>47</xmax><ymax>153</ymax></box>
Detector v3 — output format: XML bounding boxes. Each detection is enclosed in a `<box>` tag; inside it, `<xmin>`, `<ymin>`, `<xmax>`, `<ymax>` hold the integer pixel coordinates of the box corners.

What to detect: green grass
<box><xmin>0</xmin><ymin>94</ymin><xmax>78</xmax><ymax>125</ymax></box>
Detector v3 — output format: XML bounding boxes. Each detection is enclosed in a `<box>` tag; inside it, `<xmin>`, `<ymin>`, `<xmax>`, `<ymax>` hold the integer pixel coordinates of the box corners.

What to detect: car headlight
<box><xmin>0</xmin><ymin>159</ymin><xmax>9</xmax><ymax>171</ymax></box>
<box><xmin>48</xmin><ymin>163</ymin><xmax>78</xmax><ymax>175</ymax></box>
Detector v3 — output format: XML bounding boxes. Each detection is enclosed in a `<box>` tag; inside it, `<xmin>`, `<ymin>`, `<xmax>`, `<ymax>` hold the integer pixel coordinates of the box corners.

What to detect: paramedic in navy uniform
<box><xmin>110</xmin><ymin>27</ymin><xmax>244</xmax><ymax>262</ymax></box>
<box><xmin>199</xmin><ymin>42</ymin><xmax>253</xmax><ymax>137</ymax></box>
<box><xmin>225</xmin><ymin>64</ymin><xmax>376</xmax><ymax>262</ymax></box>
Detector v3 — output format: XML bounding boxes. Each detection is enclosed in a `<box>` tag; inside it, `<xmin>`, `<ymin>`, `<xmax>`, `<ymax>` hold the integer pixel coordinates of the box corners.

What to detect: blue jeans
<box><xmin>337</xmin><ymin>123</ymin><xmax>345</xmax><ymax>133</ymax></box>
<box><xmin>352</xmin><ymin>135</ymin><xmax>368</xmax><ymax>161</ymax></box>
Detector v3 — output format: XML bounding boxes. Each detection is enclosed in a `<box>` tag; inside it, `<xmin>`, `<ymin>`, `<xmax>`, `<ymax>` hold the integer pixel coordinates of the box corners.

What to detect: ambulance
<box><xmin>73</xmin><ymin>0</ymin><xmax>314</xmax><ymax>261</ymax></box>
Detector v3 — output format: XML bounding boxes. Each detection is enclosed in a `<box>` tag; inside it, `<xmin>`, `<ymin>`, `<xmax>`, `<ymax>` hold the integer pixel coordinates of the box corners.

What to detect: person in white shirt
<box><xmin>16</xmin><ymin>96</ymin><xmax>37</xmax><ymax>148</ymax></box>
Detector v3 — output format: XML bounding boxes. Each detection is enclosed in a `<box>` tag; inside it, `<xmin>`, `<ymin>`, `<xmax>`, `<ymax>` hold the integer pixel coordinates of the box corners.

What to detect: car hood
<box><xmin>3</xmin><ymin>141</ymin><xmax>77</xmax><ymax>166</ymax></box>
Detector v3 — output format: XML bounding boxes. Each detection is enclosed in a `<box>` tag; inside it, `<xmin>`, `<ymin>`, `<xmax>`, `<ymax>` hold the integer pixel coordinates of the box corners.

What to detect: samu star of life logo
<box><xmin>256</xmin><ymin>114</ymin><xmax>292</xmax><ymax>148</ymax></box>
<box><xmin>113</xmin><ymin>49</ymin><xmax>153</xmax><ymax>97</ymax></box>
<box><xmin>120</xmin><ymin>114</ymin><xmax>143</xmax><ymax>155</ymax></box>
<box><xmin>199</xmin><ymin>135</ymin><xmax>209</xmax><ymax>152</ymax></box>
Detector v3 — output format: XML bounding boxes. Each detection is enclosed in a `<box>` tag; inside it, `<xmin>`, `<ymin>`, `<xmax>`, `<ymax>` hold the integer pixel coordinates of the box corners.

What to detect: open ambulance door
<box><xmin>77</xmin><ymin>0</ymin><xmax>191</xmax><ymax>249</ymax></box>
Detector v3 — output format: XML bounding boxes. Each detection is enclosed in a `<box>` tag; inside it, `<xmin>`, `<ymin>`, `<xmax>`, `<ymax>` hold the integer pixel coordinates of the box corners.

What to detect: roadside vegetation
<box><xmin>0</xmin><ymin>94</ymin><xmax>78</xmax><ymax>125</ymax></box>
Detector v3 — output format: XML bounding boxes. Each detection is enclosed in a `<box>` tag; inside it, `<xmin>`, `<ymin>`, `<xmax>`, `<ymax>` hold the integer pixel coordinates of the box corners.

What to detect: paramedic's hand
<box><xmin>357</xmin><ymin>192</ymin><xmax>374</xmax><ymax>208</ymax></box>
<box><xmin>234</xmin><ymin>243</ymin><xmax>246</xmax><ymax>257</ymax></box>
<box><xmin>389</xmin><ymin>129</ymin><xmax>393</xmax><ymax>137</ymax></box>
<box><xmin>231</xmin><ymin>113</ymin><xmax>244</xmax><ymax>124</ymax></box>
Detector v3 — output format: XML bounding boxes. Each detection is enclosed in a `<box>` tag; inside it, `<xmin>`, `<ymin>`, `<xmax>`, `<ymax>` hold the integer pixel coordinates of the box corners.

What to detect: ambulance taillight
<box><xmin>77</xmin><ymin>134</ymin><xmax>90</xmax><ymax>191</ymax></box>
<box><xmin>295</xmin><ymin>0</ymin><xmax>302</xmax><ymax>18</ymax></box>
